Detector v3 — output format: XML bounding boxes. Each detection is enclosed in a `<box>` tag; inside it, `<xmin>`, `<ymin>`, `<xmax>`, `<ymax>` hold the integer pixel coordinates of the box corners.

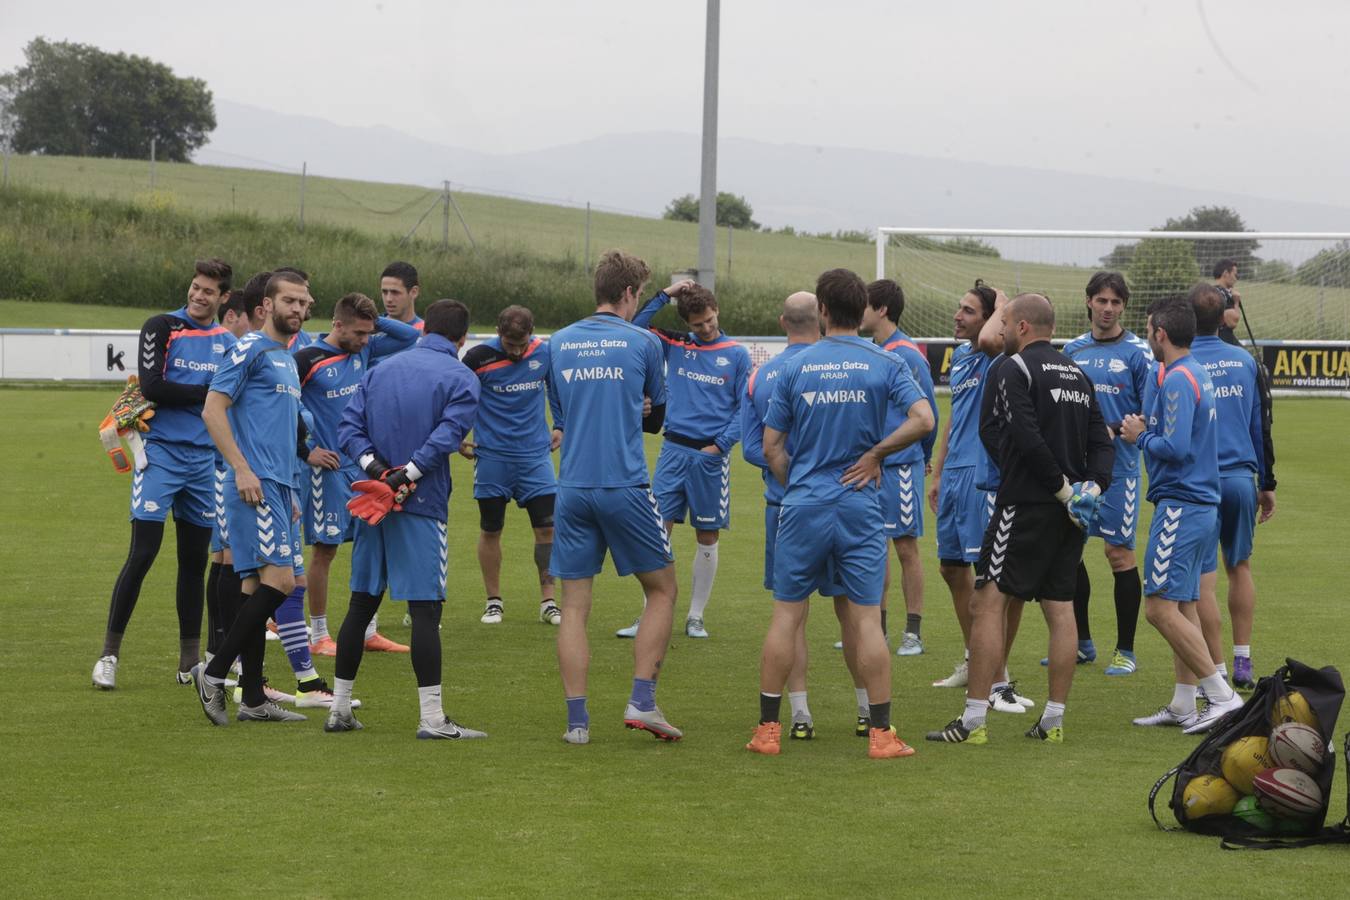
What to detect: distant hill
<box><xmin>201</xmin><ymin>99</ymin><xmax>1350</xmax><ymax>239</ymax></box>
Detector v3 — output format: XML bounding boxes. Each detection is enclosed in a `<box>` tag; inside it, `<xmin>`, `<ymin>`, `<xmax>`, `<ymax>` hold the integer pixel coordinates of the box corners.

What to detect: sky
<box><xmin>3</xmin><ymin>0</ymin><xmax>1349</xmax><ymax>208</ymax></box>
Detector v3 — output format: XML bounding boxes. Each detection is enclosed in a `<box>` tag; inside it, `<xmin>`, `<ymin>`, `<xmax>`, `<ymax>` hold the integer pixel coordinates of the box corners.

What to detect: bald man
<box><xmin>740</xmin><ymin>292</ymin><xmax>829</xmax><ymax>739</ymax></box>
<box><xmin>928</xmin><ymin>293</ymin><xmax>1114</xmax><ymax>745</ymax></box>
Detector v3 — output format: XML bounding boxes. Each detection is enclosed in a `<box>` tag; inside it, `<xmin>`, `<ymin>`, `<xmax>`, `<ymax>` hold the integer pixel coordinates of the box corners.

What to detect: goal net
<box><xmin>875</xmin><ymin>228</ymin><xmax>1350</xmax><ymax>343</ymax></box>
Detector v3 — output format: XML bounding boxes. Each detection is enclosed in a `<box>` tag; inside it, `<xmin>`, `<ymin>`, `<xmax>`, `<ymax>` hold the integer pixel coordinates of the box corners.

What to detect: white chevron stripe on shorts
<box><xmin>256</xmin><ymin>503</ymin><xmax>276</xmax><ymax>557</ymax></box>
<box><xmin>647</xmin><ymin>489</ymin><xmax>673</xmax><ymax>555</ymax></box>
<box><xmin>436</xmin><ymin>521</ymin><xmax>449</xmax><ymax>591</ymax></box>
<box><xmin>988</xmin><ymin>506</ymin><xmax>1015</xmax><ymax>579</ymax></box>
<box><xmin>310</xmin><ymin>466</ymin><xmax>325</xmax><ymax>532</ymax></box>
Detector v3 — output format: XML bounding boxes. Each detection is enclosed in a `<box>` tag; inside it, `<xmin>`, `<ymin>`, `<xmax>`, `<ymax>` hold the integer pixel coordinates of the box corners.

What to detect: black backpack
<box><xmin>1148</xmin><ymin>658</ymin><xmax>1347</xmax><ymax>848</ymax></box>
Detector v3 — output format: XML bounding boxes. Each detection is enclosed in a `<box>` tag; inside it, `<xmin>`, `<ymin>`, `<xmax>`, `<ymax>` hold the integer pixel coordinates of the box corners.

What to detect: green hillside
<box><xmin>3</xmin><ymin>154</ymin><xmax>1347</xmax><ymax>339</ymax></box>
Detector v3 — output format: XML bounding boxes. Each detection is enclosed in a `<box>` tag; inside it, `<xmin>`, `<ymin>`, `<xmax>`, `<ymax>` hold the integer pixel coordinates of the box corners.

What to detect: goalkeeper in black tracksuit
<box><xmin>928</xmin><ymin>292</ymin><xmax>1115</xmax><ymax>746</ymax></box>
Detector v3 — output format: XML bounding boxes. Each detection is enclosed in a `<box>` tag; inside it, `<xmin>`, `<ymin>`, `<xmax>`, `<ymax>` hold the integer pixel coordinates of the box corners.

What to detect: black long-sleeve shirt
<box><xmin>983</xmin><ymin>340</ymin><xmax>1115</xmax><ymax>505</ymax></box>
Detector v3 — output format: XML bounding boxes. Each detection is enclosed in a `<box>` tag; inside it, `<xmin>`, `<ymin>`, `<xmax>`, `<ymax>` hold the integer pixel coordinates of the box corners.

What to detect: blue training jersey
<box><xmin>765</xmin><ymin>335</ymin><xmax>927</xmax><ymax>506</ymax></box>
<box><xmin>209</xmin><ymin>331</ymin><xmax>303</xmax><ymax>486</ymax></box>
<box><xmin>1138</xmin><ymin>354</ymin><xmax>1219</xmax><ymax>506</ymax></box>
<box><xmin>945</xmin><ymin>343</ymin><xmax>993</xmax><ymax>469</ymax></box>
<box><xmin>460</xmin><ymin>336</ymin><xmax>553</xmax><ymax>460</ymax></box>
<box><xmin>138</xmin><ymin>306</ymin><xmax>236</xmax><ymax>452</ymax></box>
<box><xmin>741</xmin><ymin>342</ymin><xmax>813</xmax><ymax>505</ymax></box>
<box><xmin>367</xmin><ymin>315</ymin><xmax>424</xmax><ymax>366</ymax></box>
<box><xmin>294</xmin><ymin>317</ymin><xmax>421</xmax><ymax>474</ymax></box>
<box><xmin>633</xmin><ymin>292</ymin><xmax>752</xmax><ymax>452</ymax></box>
<box><xmin>547</xmin><ymin>313</ymin><xmax>666</xmax><ymax>488</ymax></box>
<box><xmin>339</xmin><ymin>333</ymin><xmax>480</xmax><ymax>521</ymax></box>
<box><xmin>880</xmin><ymin>329</ymin><xmax>939</xmax><ymax>467</ymax></box>
<box><xmin>1190</xmin><ymin>335</ymin><xmax>1265</xmax><ymax>477</ymax></box>
<box><xmin>1063</xmin><ymin>329</ymin><xmax>1153</xmax><ymax>476</ymax></box>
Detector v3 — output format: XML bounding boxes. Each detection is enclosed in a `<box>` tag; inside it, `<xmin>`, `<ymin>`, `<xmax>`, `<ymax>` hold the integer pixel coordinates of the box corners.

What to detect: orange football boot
<box><xmin>310</xmin><ymin>636</ymin><xmax>338</xmax><ymax>657</ymax></box>
<box><xmin>746</xmin><ymin>721</ymin><xmax>782</xmax><ymax>755</ymax></box>
<box><xmin>868</xmin><ymin>726</ymin><xmax>917</xmax><ymax>759</ymax></box>
<box><xmin>364</xmin><ymin>631</ymin><xmax>410</xmax><ymax>653</ymax></box>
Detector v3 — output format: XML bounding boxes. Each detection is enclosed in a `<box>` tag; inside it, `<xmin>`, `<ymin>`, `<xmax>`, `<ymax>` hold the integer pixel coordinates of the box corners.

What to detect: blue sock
<box><xmin>629</xmin><ymin>677</ymin><xmax>657</xmax><ymax>712</ymax></box>
<box><xmin>275</xmin><ymin>586</ymin><xmax>317</xmax><ymax>681</ymax></box>
<box><xmin>566</xmin><ymin>696</ymin><xmax>589</xmax><ymax>729</ymax></box>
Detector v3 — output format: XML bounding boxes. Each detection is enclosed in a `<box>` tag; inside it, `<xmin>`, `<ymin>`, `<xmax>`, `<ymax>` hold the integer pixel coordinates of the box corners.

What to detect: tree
<box><xmin>662</xmin><ymin>191</ymin><xmax>760</xmax><ymax>230</ymax></box>
<box><xmin>1160</xmin><ymin>205</ymin><xmax>1260</xmax><ymax>279</ymax></box>
<box><xmin>1294</xmin><ymin>241</ymin><xmax>1350</xmax><ymax>289</ymax></box>
<box><xmin>0</xmin><ymin>38</ymin><xmax>215</xmax><ymax>161</ymax></box>
<box><xmin>1128</xmin><ymin>238</ymin><xmax>1200</xmax><ymax>313</ymax></box>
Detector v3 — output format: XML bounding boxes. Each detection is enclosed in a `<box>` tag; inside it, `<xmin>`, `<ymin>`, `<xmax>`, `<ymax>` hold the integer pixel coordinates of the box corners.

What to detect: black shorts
<box><xmin>975</xmin><ymin>502</ymin><xmax>1083</xmax><ymax>601</ymax></box>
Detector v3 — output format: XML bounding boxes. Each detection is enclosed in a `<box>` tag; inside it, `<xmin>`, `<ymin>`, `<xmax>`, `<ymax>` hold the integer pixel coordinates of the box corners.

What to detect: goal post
<box><xmin>874</xmin><ymin>227</ymin><xmax>1350</xmax><ymax>346</ymax></box>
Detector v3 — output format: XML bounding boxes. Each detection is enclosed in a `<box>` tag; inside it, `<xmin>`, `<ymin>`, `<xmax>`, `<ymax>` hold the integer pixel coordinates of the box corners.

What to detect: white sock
<box><xmin>365</xmin><ymin>615</ymin><xmax>379</xmax><ymax>641</ymax></box>
<box><xmin>312</xmin><ymin>614</ymin><xmax>329</xmax><ymax>640</ymax></box>
<box><xmin>418</xmin><ymin>684</ymin><xmax>444</xmax><ymax>723</ymax></box>
<box><xmin>788</xmin><ymin>690</ymin><xmax>811</xmax><ymax>723</ymax></box>
<box><xmin>854</xmin><ymin>687</ymin><xmax>869</xmax><ymax>717</ymax></box>
<box><xmin>964</xmin><ymin>647</ymin><xmax>971</xmax><ymax>661</ymax></box>
<box><xmin>688</xmin><ymin>541</ymin><xmax>718</xmax><ymax>619</ymax></box>
<box><xmin>1215</xmin><ymin>660</ymin><xmax>1229</xmax><ymax>679</ymax></box>
<box><xmin>1170</xmin><ymin>683</ymin><xmax>1198</xmax><ymax>715</ymax></box>
<box><xmin>1199</xmin><ymin>671</ymin><xmax>1235</xmax><ymax>703</ymax></box>
<box><xmin>295</xmin><ymin>664</ymin><xmax>318</xmax><ymax>682</ymax></box>
<box><xmin>1234</xmin><ymin>644</ymin><xmax>1251</xmax><ymax>659</ymax></box>
<box><xmin>1041</xmin><ymin>700</ymin><xmax>1065</xmax><ymax>728</ymax></box>
<box><xmin>962</xmin><ymin>697</ymin><xmax>988</xmax><ymax>730</ymax></box>
<box><xmin>992</xmin><ymin>679</ymin><xmax>1010</xmax><ymax>692</ymax></box>
<box><xmin>333</xmin><ymin>677</ymin><xmax>354</xmax><ymax>715</ymax></box>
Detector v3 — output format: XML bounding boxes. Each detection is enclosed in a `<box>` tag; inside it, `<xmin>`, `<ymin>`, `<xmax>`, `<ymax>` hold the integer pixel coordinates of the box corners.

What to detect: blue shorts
<box><xmin>131</xmin><ymin>441</ymin><xmax>216</xmax><ymax>527</ymax></box>
<box><xmin>773</xmin><ymin>493</ymin><xmax>886</xmax><ymax>605</ymax></box>
<box><xmin>304</xmin><ymin>465</ymin><xmax>358</xmax><ymax>546</ymax></box>
<box><xmin>1089</xmin><ymin>472</ymin><xmax>1141</xmax><ymax>549</ymax></box>
<box><xmin>210</xmin><ymin>466</ymin><xmax>229</xmax><ymax>553</ymax></box>
<box><xmin>1144</xmin><ymin>500</ymin><xmax>1218</xmax><ymax>602</ymax></box>
<box><xmin>936</xmin><ymin>466</ymin><xmax>994</xmax><ymax>563</ymax></box>
<box><xmin>763</xmin><ymin>502</ymin><xmax>843</xmax><ymax>595</ymax></box>
<box><xmin>224</xmin><ymin>477</ymin><xmax>300</xmax><ymax>579</ymax></box>
<box><xmin>473</xmin><ymin>454</ymin><xmax>557</xmax><ymax>504</ymax></box>
<box><xmin>1205</xmin><ymin>472</ymin><xmax>1258</xmax><ymax>571</ymax></box>
<box><xmin>551</xmin><ymin>486</ymin><xmax>673</xmax><ymax>579</ymax></box>
<box><xmin>653</xmin><ymin>441</ymin><xmax>731</xmax><ymax>530</ymax></box>
<box><xmin>881</xmin><ymin>462</ymin><xmax>925</xmax><ymax>539</ymax></box>
<box><xmin>350</xmin><ymin>512</ymin><xmax>448</xmax><ymax>601</ymax></box>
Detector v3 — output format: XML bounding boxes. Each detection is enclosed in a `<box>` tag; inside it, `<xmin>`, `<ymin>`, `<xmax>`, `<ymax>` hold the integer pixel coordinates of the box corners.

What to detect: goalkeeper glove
<box><xmin>379</xmin><ymin>466</ymin><xmax>417</xmax><ymax>507</ymax></box>
<box><xmin>1065</xmin><ymin>481</ymin><xmax>1103</xmax><ymax>531</ymax></box>
<box><xmin>347</xmin><ymin>480</ymin><xmax>397</xmax><ymax>526</ymax></box>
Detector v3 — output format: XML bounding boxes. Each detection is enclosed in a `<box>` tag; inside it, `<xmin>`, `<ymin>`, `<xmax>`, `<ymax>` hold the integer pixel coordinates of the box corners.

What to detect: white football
<box><xmin>1254</xmin><ymin>767</ymin><xmax>1323</xmax><ymax>819</ymax></box>
<box><xmin>1269</xmin><ymin>722</ymin><xmax>1326</xmax><ymax>775</ymax></box>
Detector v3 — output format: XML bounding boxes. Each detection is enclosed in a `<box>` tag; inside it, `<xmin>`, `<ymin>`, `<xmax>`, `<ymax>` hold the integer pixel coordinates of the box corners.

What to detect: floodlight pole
<box><xmin>697</xmin><ymin>0</ymin><xmax>719</xmax><ymax>291</ymax></box>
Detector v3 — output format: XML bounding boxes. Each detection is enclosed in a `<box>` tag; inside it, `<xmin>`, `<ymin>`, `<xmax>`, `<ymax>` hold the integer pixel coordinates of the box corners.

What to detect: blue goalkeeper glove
<box><xmin>1066</xmin><ymin>481</ymin><xmax>1102</xmax><ymax>531</ymax></box>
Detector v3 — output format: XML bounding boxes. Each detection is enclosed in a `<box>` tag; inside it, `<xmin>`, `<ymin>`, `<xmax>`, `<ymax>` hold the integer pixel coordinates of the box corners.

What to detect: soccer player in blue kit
<box><xmin>294</xmin><ymin>292</ymin><xmax>419</xmax><ymax>658</ymax></box>
<box><xmin>326</xmin><ymin>299</ymin><xmax>485</xmax><ymax>739</ymax></box>
<box><xmin>1189</xmin><ymin>284</ymin><xmax>1276</xmax><ymax>690</ymax></box>
<box><xmin>861</xmin><ymin>279</ymin><xmax>938</xmax><ymax>656</ymax></box>
<box><xmin>741</xmin><ymin>291</ymin><xmax>823</xmax><ymax>739</ymax></box>
<box><xmin>548</xmin><ymin>250</ymin><xmax>682</xmax><ymax>745</ymax></box>
<box><xmin>1062</xmin><ymin>272</ymin><xmax>1154</xmax><ymax>677</ymax></box>
<box><xmin>1120</xmin><ymin>294</ymin><xmax>1243</xmax><ymax>734</ymax></box>
<box><xmin>191</xmin><ymin>270</ymin><xmax>312</xmax><ymax>724</ymax></box>
<box><xmin>94</xmin><ymin>259</ymin><xmax>235</xmax><ymax>691</ymax></box>
<box><xmin>616</xmin><ymin>281</ymin><xmax>752</xmax><ymax>639</ymax></box>
<box><xmin>747</xmin><ymin>269</ymin><xmax>933</xmax><ymax>759</ymax></box>
<box><xmin>459</xmin><ymin>305</ymin><xmax>563</xmax><ymax>627</ymax></box>
<box><xmin>927</xmin><ymin>280</ymin><xmax>1002</xmax><ymax>688</ymax></box>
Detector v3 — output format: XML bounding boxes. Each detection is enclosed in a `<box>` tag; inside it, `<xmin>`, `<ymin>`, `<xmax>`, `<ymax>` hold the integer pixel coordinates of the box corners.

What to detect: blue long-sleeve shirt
<box><xmin>294</xmin><ymin>316</ymin><xmax>421</xmax><ymax>478</ymax></box>
<box><xmin>1190</xmin><ymin>335</ymin><xmax>1269</xmax><ymax>481</ymax></box>
<box><xmin>632</xmin><ymin>292</ymin><xmax>752</xmax><ymax>453</ymax></box>
<box><xmin>740</xmin><ymin>342</ymin><xmax>813</xmax><ymax>505</ymax></box>
<box><xmin>880</xmin><ymin>329</ymin><xmax>938</xmax><ymax>467</ymax></box>
<box><xmin>1063</xmin><ymin>329</ymin><xmax>1153</xmax><ymax>477</ymax></box>
<box><xmin>139</xmin><ymin>307</ymin><xmax>236</xmax><ymax>453</ymax></box>
<box><xmin>1138</xmin><ymin>353</ymin><xmax>1219</xmax><ymax>506</ymax></box>
<box><xmin>339</xmin><ymin>333</ymin><xmax>480</xmax><ymax>522</ymax></box>
<box><xmin>460</xmin><ymin>336</ymin><xmax>553</xmax><ymax>460</ymax></box>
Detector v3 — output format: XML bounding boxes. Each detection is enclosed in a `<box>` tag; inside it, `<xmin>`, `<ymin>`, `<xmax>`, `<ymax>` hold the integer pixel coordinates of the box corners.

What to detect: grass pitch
<box><xmin>2</xmin><ymin>388</ymin><xmax>1347</xmax><ymax>897</ymax></box>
